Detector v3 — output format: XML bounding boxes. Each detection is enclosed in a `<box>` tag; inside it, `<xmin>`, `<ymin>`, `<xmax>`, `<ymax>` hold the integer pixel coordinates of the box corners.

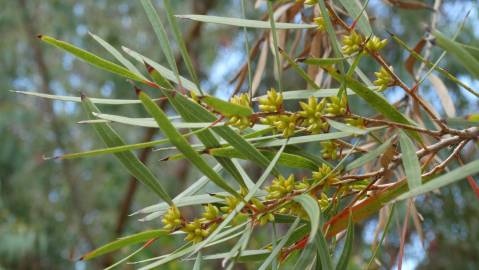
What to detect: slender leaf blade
<box><xmin>81</xmin><ymin>96</ymin><xmax>173</xmax><ymax>204</ymax></box>
<box><xmin>176</xmin><ymin>14</ymin><xmax>315</xmax><ymax>29</ymax></box>
<box><xmin>80</xmin><ymin>229</ymin><xmax>168</xmax><ymax>260</ymax></box>
<box><xmin>399</xmin><ymin>131</ymin><xmax>422</xmax><ymax>190</ymax></box>
<box><xmin>38</xmin><ymin>35</ymin><xmax>145</xmax><ymax>82</ymax></box>
<box><xmin>138</xmin><ymin>90</ymin><xmax>240</xmax><ymax>197</ymax></box>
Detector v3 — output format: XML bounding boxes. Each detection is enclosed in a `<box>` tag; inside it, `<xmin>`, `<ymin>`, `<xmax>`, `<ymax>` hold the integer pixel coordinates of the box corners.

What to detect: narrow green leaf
<box><xmin>294</xmin><ymin>243</ymin><xmax>317</xmax><ymax>269</ymax></box>
<box><xmin>193</xmin><ymin>252</ymin><xmax>202</xmax><ymax>270</ymax></box>
<box><xmin>88</xmin><ymin>32</ymin><xmax>146</xmax><ymax>80</ymax></box>
<box><xmin>38</xmin><ymin>35</ymin><xmax>145</xmax><ymax>82</ymax></box>
<box><xmin>147</xmin><ymin>66</ymin><xmax>278</xmax><ymax>176</ymax></box>
<box><xmin>163</xmin><ymin>0</ymin><xmax>202</xmax><ymax>93</ymax></box>
<box><xmin>346</xmin><ymin>136</ymin><xmax>394</xmax><ymax>171</ymax></box>
<box><xmin>396</xmin><ymin>159</ymin><xmax>479</xmax><ymax>201</ymax></box>
<box><xmin>11</xmin><ymin>90</ymin><xmax>162</xmax><ymax>105</ymax></box>
<box><xmin>253</xmin><ymin>88</ymin><xmax>356</xmax><ymax>101</ymax></box>
<box><xmin>81</xmin><ymin>96</ymin><xmax>173</xmax><ymax>204</ymax></box>
<box><xmin>138</xmin><ymin>222</ymin><xmax>247</xmax><ymax>269</ymax></box>
<box><xmin>399</xmin><ymin>131</ymin><xmax>422</xmax><ymax>190</ymax></box>
<box><xmin>367</xmin><ymin>204</ymin><xmax>395</xmax><ymax>269</ymax></box>
<box><xmin>201</xmin><ymin>95</ymin><xmax>253</xmax><ymax>117</ymax></box>
<box><xmin>123</xmin><ymin>46</ymin><xmax>200</xmax><ymax>93</ymax></box>
<box><xmin>318</xmin><ymin>0</ymin><xmax>344</xmax><ymax>72</ymax></box>
<box><xmin>80</xmin><ymin>229</ymin><xmax>168</xmax><ymax>260</ymax></box>
<box><xmin>138</xmin><ymin>90</ymin><xmax>240</xmax><ymax>197</ymax></box>
<box><xmin>433</xmin><ymin>30</ymin><xmax>479</xmax><ymax>78</ymax></box>
<box><xmin>258</xmin><ymin>218</ymin><xmax>301</xmax><ymax>270</ymax></box>
<box><xmin>169</xmin><ymin>148</ymin><xmax>317</xmax><ymax>170</ymax></box>
<box><xmin>175</xmin><ymin>14</ymin><xmax>316</xmax><ymax>29</ymax></box>
<box><xmin>268</xmin><ymin>0</ymin><xmax>283</xmax><ymax>92</ymax></box>
<box><xmin>335</xmin><ymin>212</ymin><xmax>354</xmax><ymax>270</ymax></box>
<box><xmin>329</xmin><ymin>71</ymin><xmax>421</xmax><ymax>141</ymax></box>
<box><xmin>338</xmin><ymin>0</ymin><xmax>372</xmax><ymax>36</ymax></box>
<box><xmin>192</xmin><ymin>142</ymin><xmax>287</xmax><ymax>256</ymax></box>
<box><xmin>193</xmin><ymin>249</ymin><xmax>270</xmax><ymax>262</ymax></box>
<box><xmin>132</xmin><ymin>164</ymin><xmax>223</xmax><ymax>215</ymax></box>
<box><xmin>326</xmin><ymin>119</ymin><xmax>368</xmax><ymax>135</ymax></box>
<box><xmin>293</xmin><ymin>194</ymin><xmax>320</xmax><ymax>243</ymax></box>
<box><xmin>302</xmin><ymin>57</ymin><xmax>350</xmax><ymax>67</ymax></box>
<box><xmin>315</xmin><ymin>231</ymin><xmax>334</xmax><ymax>270</ymax></box>
<box><xmin>92</xmin><ymin>112</ymin><xmax>216</xmax><ymax>129</ymax></box>
<box><xmin>140</xmin><ymin>0</ymin><xmax>183</xmax><ymax>89</ymax></box>
<box><xmin>280</xmin><ymin>48</ymin><xmax>320</xmax><ymax>89</ymax></box>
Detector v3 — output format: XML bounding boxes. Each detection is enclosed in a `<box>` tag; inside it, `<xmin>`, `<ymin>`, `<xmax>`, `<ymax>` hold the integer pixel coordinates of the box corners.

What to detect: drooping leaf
<box><xmin>258</xmin><ymin>218</ymin><xmax>301</xmax><ymax>270</ymax></box>
<box><xmin>80</xmin><ymin>229</ymin><xmax>168</xmax><ymax>260</ymax></box>
<box><xmin>399</xmin><ymin>130</ymin><xmax>422</xmax><ymax>190</ymax></box>
<box><xmin>293</xmin><ymin>194</ymin><xmax>320</xmax><ymax>243</ymax></box>
<box><xmin>335</xmin><ymin>212</ymin><xmax>354</xmax><ymax>270</ymax></box>
<box><xmin>138</xmin><ymin>90</ymin><xmax>240</xmax><ymax>197</ymax></box>
<box><xmin>175</xmin><ymin>14</ymin><xmax>316</xmax><ymax>29</ymax></box>
<box><xmin>38</xmin><ymin>35</ymin><xmax>145</xmax><ymax>82</ymax></box>
<box><xmin>81</xmin><ymin>96</ymin><xmax>173</xmax><ymax>204</ymax></box>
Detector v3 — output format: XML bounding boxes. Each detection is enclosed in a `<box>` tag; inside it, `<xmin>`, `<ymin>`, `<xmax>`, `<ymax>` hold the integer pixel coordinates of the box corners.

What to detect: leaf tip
<box><xmin>36</xmin><ymin>34</ymin><xmax>43</xmax><ymax>39</ymax></box>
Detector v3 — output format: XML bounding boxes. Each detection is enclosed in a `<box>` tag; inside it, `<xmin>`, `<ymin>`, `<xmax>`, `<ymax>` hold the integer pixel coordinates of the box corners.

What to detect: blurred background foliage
<box><xmin>0</xmin><ymin>0</ymin><xmax>478</xmax><ymax>269</ymax></box>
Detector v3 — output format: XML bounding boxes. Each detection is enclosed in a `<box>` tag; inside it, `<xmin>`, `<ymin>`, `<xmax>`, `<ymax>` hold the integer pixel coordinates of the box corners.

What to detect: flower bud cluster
<box><xmin>373</xmin><ymin>66</ymin><xmax>394</xmax><ymax>91</ymax></box>
<box><xmin>227</xmin><ymin>93</ymin><xmax>253</xmax><ymax>130</ymax></box>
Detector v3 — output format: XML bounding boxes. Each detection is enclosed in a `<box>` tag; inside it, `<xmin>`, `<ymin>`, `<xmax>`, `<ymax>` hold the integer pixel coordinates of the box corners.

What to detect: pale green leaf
<box><xmin>138</xmin><ymin>90</ymin><xmax>240</xmax><ymax>197</ymax></box>
<box><xmin>175</xmin><ymin>14</ymin><xmax>315</xmax><ymax>29</ymax></box>
<box><xmin>38</xmin><ymin>35</ymin><xmax>145</xmax><ymax>82</ymax></box>
<box><xmin>396</xmin><ymin>159</ymin><xmax>479</xmax><ymax>201</ymax></box>
<box><xmin>80</xmin><ymin>230</ymin><xmax>168</xmax><ymax>260</ymax></box>
<box><xmin>399</xmin><ymin>130</ymin><xmax>422</xmax><ymax>190</ymax></box>
<box><xmin>81</xmin><ymin>96</ymin><xmax>173</xmax><ymax>204</ymax></box>
<box><xmin>201</xmin><ymin>95</ymin><xmax>253</xmax><ymax>117</ymax></box>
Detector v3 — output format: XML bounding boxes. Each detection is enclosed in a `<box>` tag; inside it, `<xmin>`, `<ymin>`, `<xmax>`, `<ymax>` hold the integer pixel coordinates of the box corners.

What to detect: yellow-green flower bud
<box><xmin>220</xmin><ymin>195</ymin><xmax>240</xmax><ymax>214</ymax></box>
<box><xmin>312</xmin><ymin>163</ymin><xmax>340</xmax><ymax>184</ymax></box>
<box><xmin>373</xmin><ymin>66</ymin><xmax>394</xmax><ymax>91</ymax></box>
<box><xmin>345</xmin><ymin>117</ymin><xmax>366</xmax><ymax>129</ymax></box>
<box><xmin>258</xmin><ymin>213</ymin><xmax>275</xmax><ymax>226</ymax></box>
<box><xmin>202</xmin><ymin>204</ymin><xmax>220</xmax><ymax>221</ymax></box>
<box><xmin>259</xmin><ymin>88</ymin><xmax>283</xmax><ymax>113</ymax></box>
<box><xmin>299</xmin><ymin>96</ymin><xmax>328</xmax><ymax>133</ymax></box>
<box><xmin>227</xmin><ymin>93</ymin><xmax>252</xmax><ymax>130</ymax></box>
<box><xmin>365</xmin><ymin>36</ymin><xmax>388</xmax><ymax>52</ymax></box>
<box><xmin>320</xmin><ymin>140</ymin><xmax>340</xmax><ymax>160</ymax></box>
<box><xmin>304</xmin><ymin>0</ymin><xmax>318</xmax><ymax>5</ymax></box>
<box><xmin>266</xmin><ymin>174</ymin><xmax>295</xmax><ymax>199</ymax></box>
<box><xmin>182</xmin><ymin>219</ymin><xmax>209</xmax><ymax>243</ymax></box>
<box><xmin>341</xmin><ymin>31</ymin><xmax>363</xmax><ymax>55</ymax></box>
<box><xmin>162</xmin><ymin>206</ymin><xmax>182</xmax><ymax>232</ymax></box>
<box><xmin>273</xmin><ymin>114</ymin><xmax>299</xmax><ymax>138</ymax></box>
<box><xmin>313</xmin><ymin>16</ymin><xmax>326</xmax><ymax>31</ymax></box>
<box><xmin>318</xmin><ymin>193</ymin><xmax>330</xmax><ymax>210</ymax></box>
<box><xmin>325</xmin><ymin>95</ymin><xmax>347</xmax><ymax>116</ymax></box>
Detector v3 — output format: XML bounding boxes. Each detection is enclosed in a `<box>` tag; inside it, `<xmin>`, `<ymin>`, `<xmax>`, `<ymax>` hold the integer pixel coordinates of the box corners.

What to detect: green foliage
<box><xmin>6</xmin><ymin>1</ymin><xmax>479</xmax><ymax>269</ymax></box>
